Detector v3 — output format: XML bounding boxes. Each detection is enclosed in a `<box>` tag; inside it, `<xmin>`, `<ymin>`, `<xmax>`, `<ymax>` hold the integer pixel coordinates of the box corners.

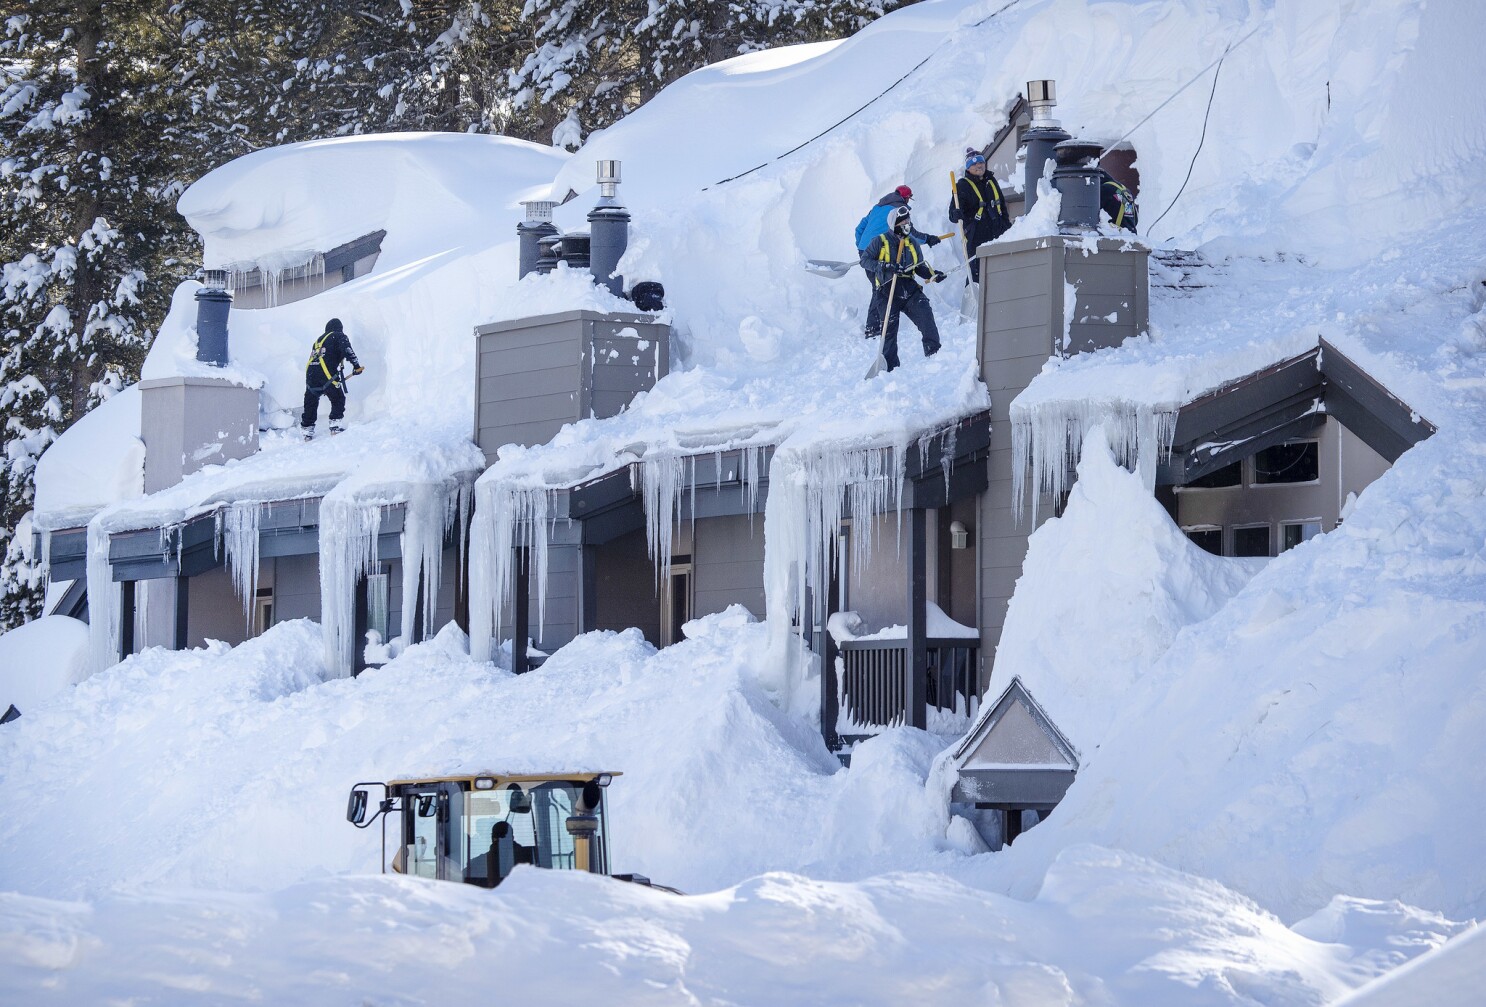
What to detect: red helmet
<box><xmin>895</xmin><ymin>185</ymin><xmax>913</xmax><ymax>201</ymax></box>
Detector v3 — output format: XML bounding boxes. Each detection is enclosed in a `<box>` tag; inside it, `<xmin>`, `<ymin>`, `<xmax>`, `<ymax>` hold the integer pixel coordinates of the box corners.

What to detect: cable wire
<box><xmin>1145</xmin><ymin>56</ymin><xmax>1223</xmax><ymax>236</ymax></box>
<box><xmin>704</xmin><ymin>0</ymin><xmax>1029</xmax><ymax>190</ymax></box>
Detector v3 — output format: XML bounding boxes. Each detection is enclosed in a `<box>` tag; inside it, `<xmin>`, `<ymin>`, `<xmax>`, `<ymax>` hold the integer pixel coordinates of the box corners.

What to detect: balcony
<box><xmin>828</xmin><ymin>636</ymin><xmax>982</xmax><ymax>749</ymax></box>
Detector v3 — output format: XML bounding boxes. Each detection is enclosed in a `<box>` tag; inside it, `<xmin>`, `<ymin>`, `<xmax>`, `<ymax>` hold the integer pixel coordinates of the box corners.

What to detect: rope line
<box><xmin>1145</xmin><ymin>55</ymin><xmax>1222</xmax><ymax>236</ymax></box>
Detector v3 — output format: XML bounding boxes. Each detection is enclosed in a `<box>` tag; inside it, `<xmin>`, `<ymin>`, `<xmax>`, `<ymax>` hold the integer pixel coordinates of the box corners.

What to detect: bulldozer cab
<box><xmin>347</xmin><ymin>772</ymin><xmax>615</xmax><ymax>888</ymax></box>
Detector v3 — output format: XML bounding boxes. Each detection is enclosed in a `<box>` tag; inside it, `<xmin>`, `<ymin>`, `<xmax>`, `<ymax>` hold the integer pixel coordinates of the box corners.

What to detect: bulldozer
<box><xmin>346</xmin><ymin>771</ymin><xmax>674</xmax><ymax>891</ymax></box>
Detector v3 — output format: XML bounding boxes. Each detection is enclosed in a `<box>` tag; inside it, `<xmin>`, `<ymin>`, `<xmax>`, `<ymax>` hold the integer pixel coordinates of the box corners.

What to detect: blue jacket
<box><xmin>855</xmin><ymin>192</ymin><xmax>932</xmax><ymax>251</ymax></box>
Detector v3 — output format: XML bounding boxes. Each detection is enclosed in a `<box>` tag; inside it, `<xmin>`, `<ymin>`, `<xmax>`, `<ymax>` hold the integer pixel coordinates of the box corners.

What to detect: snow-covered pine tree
<box><xmin>512</xmin><ymin>0</ymin><xmax>904</xmax><ymax>147</ymax></box>
<box><xmin>0</xmin><ymin>1</ymin><xmax>196</xmax><ymax>630</ymax></box>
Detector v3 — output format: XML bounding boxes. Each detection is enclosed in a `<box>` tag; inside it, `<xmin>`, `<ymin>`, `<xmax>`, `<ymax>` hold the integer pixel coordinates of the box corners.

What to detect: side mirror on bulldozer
<box><xmin>347</xmin><ymin>788</ymin><xmax>369</xmax><ymax>825</ymax></box>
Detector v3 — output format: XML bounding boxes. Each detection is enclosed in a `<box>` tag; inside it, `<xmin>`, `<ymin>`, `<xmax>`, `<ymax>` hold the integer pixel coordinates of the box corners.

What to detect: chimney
<box><xmin>517</xmin><ymin>200</ymin><xmax>558</xmax><ymax>280</ymax></box>
<box><xmin>1050</xmin><ymin>139</ymin><xmax>1104</xmax><ymax>230</ymax></box>
<box><xmin>194</xmin><ymin>269</ymin><xmax>233</xmax><ymax>366</ymax></box>
<box><xmin>1021</xmin><ymin>80</ymin><xmax>1071</xmax><ymax>214</ymax></box>
<box><xmin>586</xmin><ymin>160</ymin><xmax>630</xmax><ymax>297</ymax></box>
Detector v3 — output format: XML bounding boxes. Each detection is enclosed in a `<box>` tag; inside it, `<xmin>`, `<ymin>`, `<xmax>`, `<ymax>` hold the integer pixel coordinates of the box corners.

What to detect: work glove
<box><xmin>931</xmin><ymin>270</ymin><xmax>947</xmax><ymax>283</ymax></box>
<box><xmin>925</xmin><ymin>234</ymin><xmax>941</xmax><ymax>247</ymax></box>
<box><xmin>948</xmin><ymin>206</ymin><xmax>961</xmax><ymax>224</ymax></box>
<box><xmin>896</xmin><ymin>262</ymin><xmax>917</xmax><ymax>276</ymax></box>
<box><xmin>352</xmin><ymin>365</ymin><xmax>365</xmax><ymax>375</ymax></box>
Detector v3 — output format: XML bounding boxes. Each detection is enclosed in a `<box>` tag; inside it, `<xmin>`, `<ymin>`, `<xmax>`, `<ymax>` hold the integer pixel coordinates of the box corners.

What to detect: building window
<box><xmin>1253</xmin><ymin>441</ymin><xmax>1319</xmax><ymax>484</ymax></box>
<box><xmin>1183</xmin><ymin>526</ymin><xmax>1223</xmax><ymax>555</ymax></box>
<box><xmin>1232</xmin><ymin>524</ymin><xmax>1272</xmax><ymax>558</ymax></box>
<box><xmin>1281</xmin><ymin>521</ymin><xmax>1322</xmax><ymax>552</ymax></box>
<box><xmin>252</xmin><ymin>588</ymin><xmax>274</xmax><ymax>637</ymax></box>
<box><xmin>1183</xmin><ymin>460</ymin><xmax>1241</xmax><ymax>489</ymax></box>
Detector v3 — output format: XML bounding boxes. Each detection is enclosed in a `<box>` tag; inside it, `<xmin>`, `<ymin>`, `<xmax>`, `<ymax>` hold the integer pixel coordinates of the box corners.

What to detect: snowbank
<box><xmin>0</xmin><ymin>616</ymin><xmax>89</xmax><ymax>715</ymax></box>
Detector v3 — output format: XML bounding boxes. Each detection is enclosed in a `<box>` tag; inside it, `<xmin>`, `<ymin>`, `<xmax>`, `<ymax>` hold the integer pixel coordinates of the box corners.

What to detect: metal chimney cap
<box><xmin>199</xmin><ymin>268</ymin><xmax>230</xmax><ymax>290</ymax></box>
<box><xmin>596</xmin><ymin>160</ymin><xmax>621</xmax><ymax>185</ymax></box>
<box><xmin>522</xmin><ymin>199</ymin><xmax>557</xmax><ymax>223</ymax></box>
<box><xmin>1027</xmin><ymin>79</ymin><xmax>1056</xmax><ymax>104</ymax></box>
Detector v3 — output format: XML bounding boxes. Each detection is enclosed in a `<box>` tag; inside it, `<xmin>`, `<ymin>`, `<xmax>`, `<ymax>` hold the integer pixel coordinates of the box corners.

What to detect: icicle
<box><xmin>761</xmin><ymin>440</ymin><xmax>909</xmax><ymax>707</ymax></box>
<box><xmin>468</xmin><ymin>479</ymin><xmax>556</xmax><ymax>663</ymax></box>
<box><xmin>1011</xmin><ymin>399</ymin><xmax>1179</xmax><ymax>523</ymax></box>
<box><xmin>216</xmin><ymin>501</ymin><xmax>262</xmax><ymax>632</ymax></box>
<box><xmin>85</xmin><ymin>518</ymin><xmax>120</xmax><ymax>675</ymax></box>
<box><xmin>740</xmin><ymin>443</ymin><xmax>764</xmax><ymax>526</ymax></box>
<box><xmin>318</xmin><ymin>497</ymin><xmax>384</xmax><ymax>677</ymax></box>
<box><xmin>398</xmin><ymin>481</ymin><xmax>459</xmax><ymax>646</ymax></box>
<box><xmin>637</xmin><ymin>451</ymin><xmax>688</xmax><ymax>589</ymax></box>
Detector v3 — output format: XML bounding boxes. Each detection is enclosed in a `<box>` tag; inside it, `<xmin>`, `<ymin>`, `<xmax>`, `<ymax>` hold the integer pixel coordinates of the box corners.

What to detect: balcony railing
<box><xmin>835</xmin><ymin>637</ymin><xmax>981</xmax><ymax>741</ymax></box>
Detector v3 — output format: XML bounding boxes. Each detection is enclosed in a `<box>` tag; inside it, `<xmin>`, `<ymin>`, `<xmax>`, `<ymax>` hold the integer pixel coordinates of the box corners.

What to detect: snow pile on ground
<box><xmin>0</xmin><ymin>846</ymin><xmax>1465</xmax><ymax>1005</ymax></box>
<box><xmin>0</xmin><ymin>616</ymin><xmax>89</xmax><ymax>715</ymax></box>
<box><xmin>988</xmin><ymin>428</ymin><xmax>1261</xmax><ymax>755</ymax></box>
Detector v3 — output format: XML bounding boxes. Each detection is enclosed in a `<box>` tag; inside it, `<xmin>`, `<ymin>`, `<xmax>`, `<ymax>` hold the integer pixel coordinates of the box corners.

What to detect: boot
<box><xmin>329</xmin><ymin>420</ymin><xmax>346</xmax><ymax>435</ymax></box>
<box><xmin>301</xmin><ymin>425</ymin><xmax>315</xmax><ymax>442</ymax></box>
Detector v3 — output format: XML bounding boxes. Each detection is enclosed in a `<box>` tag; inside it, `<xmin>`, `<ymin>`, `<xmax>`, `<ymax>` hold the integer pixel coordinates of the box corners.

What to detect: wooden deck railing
<box><xmin>835</xmin><ymin>637</ymin><xmax>980</xmax><ymax>740</ymax></box>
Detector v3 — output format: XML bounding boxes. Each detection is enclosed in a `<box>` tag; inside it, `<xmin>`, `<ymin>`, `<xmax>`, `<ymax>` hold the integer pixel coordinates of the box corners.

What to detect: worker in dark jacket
<box><xmin>856</xmin><ymin>185</ymin><xmax>940</xmax><ymax>337</ymax></box>
<box><xmin>949</xmin><ymin>149</ymin><xmax>1011</xmax><ymax>283</ymax></box>
<box><xmin>1098</xmin><ymin>169</ymin><xmax>1138</xmax><ymax>233</ymax></box>
<box><xmin>864</xmin><ymin>206</ymin><xmax>945</xmax><ymax>372</ymax></box>
<box><xmin>300</xmin><ymin>317</ymin><xmax>363</xmax><ymax>439</ymax></box>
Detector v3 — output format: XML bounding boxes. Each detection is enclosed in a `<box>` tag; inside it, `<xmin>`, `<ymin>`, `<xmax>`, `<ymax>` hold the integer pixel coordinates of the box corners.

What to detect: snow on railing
<box><xmin>1010</xmin><ymin>398</ymin><xmax>1178</xmax><ymax>522</ymax></box>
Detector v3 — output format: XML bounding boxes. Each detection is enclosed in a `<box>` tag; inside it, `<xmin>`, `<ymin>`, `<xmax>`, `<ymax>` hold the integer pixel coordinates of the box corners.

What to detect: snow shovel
<box><xmin>864</xmin><ymin>270</ymin><xmax>900</xmax><ymax>380</ymax></box>
<box><xmin>806</xmin><ymin>258</ymin><xmax>859</xmax><ymax>278</ymax></box>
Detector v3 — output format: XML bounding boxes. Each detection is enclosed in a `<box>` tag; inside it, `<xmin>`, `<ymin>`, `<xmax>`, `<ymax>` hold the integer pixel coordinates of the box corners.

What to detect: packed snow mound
<box><xmin>31</xmin><ymin>384</ymin><xmax>143</xmax><ymax>526</ymax></box>
<box><xmin>177</xmin><ymin>131</ymin><xmax>567</xmax><ymax>270</ymax></box>
<box><xmin>0</xmin><ymin>846</ymin><xmax>1463</xmax><ymax>1005</ymax></box>
<box><xmin>986</xmin><ymin>414</ymin><xmax>1486</xmax><ymax>920</ymax></box>
<box><xmin>1335</xmin><ymin>922</ymin><xmax>1486</xmax><ymax>1007</ymax></box>
<box><xmin>0</xmin><ymin>616</ymin><xmax>89</xmax><ymax>715</ymax></box>
<box><xmin>0</xmin><ymin>610</ymin><xmax>961</xmax><ymax>899</ymax></box>
<box><xmin>139</xmin><ymin>134</ymin><xmax>568</xmax><ymax>432</ymax></box>
<box><xmin>988</xmin><ymin>428</ymin><xmax>1260</xmax><ymax>754</ymax></box>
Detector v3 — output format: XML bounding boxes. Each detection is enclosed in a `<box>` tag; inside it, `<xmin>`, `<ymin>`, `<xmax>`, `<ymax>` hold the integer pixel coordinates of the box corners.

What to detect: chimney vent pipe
<box><xmin>194</xmin><ymin>271</ymin><xmax>233</xmax><ymax>366</ymax></box>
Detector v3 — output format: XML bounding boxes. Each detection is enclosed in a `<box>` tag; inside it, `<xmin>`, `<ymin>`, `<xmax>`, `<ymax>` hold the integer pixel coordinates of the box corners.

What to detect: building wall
<box><xmin>593</xmin><ymin>528</ymin><xmax>661</xmax><ymax>645</ymax></box>
<box><xmin>186</xmin><ymin>566</ymin><xmax>250</xmax><ymax>648</ymax></box>
<box><xmin>1174</xmin><ymin>418</ymin><xmax>1390</xmax><ymax>556</ymax></box>
<box><xmin>272</xmin><ymin>554</ymin><xmax>322</xmax><ymax>624</ymax></box>
<box><xmin>692</xmin><ymin>514</ymin><xmax>765</xmax><ymax>623</ymax></box>
<box><xmin>942</xmin><ymin>497</ymin><xmax>980</xmax><ymax>630</ymax></box>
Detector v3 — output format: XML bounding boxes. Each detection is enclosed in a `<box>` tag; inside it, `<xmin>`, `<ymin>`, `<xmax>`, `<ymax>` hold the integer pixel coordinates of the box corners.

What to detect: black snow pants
<box><xmin>871</xmin><ymin>281</ymin><xmax>941</xmax><ymax>372</ymax></box>
<box><xmin>301</xmin><ymin>370</ymin><xmax>346</xmax><ymax>428</ymax></box>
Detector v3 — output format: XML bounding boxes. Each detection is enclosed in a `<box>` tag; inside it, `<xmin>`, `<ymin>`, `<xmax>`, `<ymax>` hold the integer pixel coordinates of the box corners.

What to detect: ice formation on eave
<box><xmin>468</xmin><ymin>478</ymin><xmax>558</xmax><ymax>663</ymax></box>
<box><xmin>223</xmin><ymin>251</ymin><xmax>325</xmax><ymax>308</ymax></box>
<box><xmin>217</xmin><ymin>501</ymin><xmax>262</xmax><ymax>632</ymax></box>
<box><xmin>1010</xmin><ymin>398</ymin><xmax>1179</xmax><ymax>522</ymax></box>
<box><xmin>84</xmin><ymin>519</ymin><xmax>120</xmax><ymax>674</ymax></box>
<box><xmin>318</xmin><ymin>497</ymin><xmax>384</xmax><ymax>677</ymax></box>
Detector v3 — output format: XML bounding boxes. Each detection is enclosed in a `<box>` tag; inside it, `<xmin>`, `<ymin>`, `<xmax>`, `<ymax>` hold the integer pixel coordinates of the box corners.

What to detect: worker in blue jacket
<box><xmin>855</xmin><ymin>185</ymin><xmax>940</xmax><ymax>337</ymax></box>
<box><xmin>864</xmin><ymin>206</ymin><xmax>945</xmax><ymax>372</ymax></box>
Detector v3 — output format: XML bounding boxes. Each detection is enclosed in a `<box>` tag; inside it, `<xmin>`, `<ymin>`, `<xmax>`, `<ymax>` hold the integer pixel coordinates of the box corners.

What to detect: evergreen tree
<box><xmin>0</xmin><ymin>0</ymin><xmax>197</xmax><ymax>629</ymax></box>
<box><xmin>512</xmin><ymin>0</ymin><xmax>905</xmax><ymax>145</ymax></box>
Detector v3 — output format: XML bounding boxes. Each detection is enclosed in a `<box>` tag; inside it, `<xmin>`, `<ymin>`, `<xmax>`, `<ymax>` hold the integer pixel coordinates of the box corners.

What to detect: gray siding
<box><xmin>186</xmin><ymin>566</ymin><xmax>249</xmax><ymax>648</ymax></box>
<box><xmin>692</xmin><ymin>514</ymin><xmax>765</xmax><ymax>622</ymax></box>
<box><xmin>593</xmin><ymin>528</ymin><xmax>661</xmax><ymax>645</ymax></box>
<box><xmin>273</xmin><ymin>554</ymin><xmax>321</xmax><ymax>623</ymax></box>
<box><xmin>473</xmin><ymin>311</ymin><xmax>670</xmax><ymax>464</ymax></box>
<box><xmin>139</xmin><ymin>377</ymin><xmax>259</xmax><ymax>494</ymax></box>
<box><xmin>976</xmin><ymin>235</ymin><xmax>1149</xmax><ymax>690</ymax></box>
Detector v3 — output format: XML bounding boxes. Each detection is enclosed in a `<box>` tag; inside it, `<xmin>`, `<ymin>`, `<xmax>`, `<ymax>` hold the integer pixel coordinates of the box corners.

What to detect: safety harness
<box><xmin>307</xmin><ymin>331</ymin><xmax>338</xmax><ymax>385</ymax></box>
<box><xmin>875</xmin><ymin>233</ymin><xmax>920</xmax><ymax>287</ymax></box>
<box><xmin>1103</xmin><ymin>178</ymin><xmax>1135</xmax><ymax>228</ymax></box>
<box><xmin>966</xmin><ymin>174</ymin><xmax>1005</xmax><ymax>218</ymax></box>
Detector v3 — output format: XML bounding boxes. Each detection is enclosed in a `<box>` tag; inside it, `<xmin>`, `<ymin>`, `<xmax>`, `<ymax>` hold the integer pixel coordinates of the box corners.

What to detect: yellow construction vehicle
<box><xmin>346</xmin><ymin>771</ymin><xmax>675</xmax><ymax>891</ymax></box>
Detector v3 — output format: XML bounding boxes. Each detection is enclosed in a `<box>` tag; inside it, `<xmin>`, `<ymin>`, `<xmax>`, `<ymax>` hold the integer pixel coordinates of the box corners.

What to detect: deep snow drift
<box><xmin>6</xmin><ymin>0</ymin><xmax>1486</xmax><ymax>1001</ymax></box>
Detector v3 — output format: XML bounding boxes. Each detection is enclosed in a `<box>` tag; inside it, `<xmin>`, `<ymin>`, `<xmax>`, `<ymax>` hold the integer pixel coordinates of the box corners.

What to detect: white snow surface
<box><xmin>30</xmin><ymin>384</ymin><xmax>143</xmax><ymax>528</ymax></box>
<box><xmin>6</xmin><ymin>0</ymin><xmax>1486</xmax><ymax>1000</ymax></box>
<box><xmin>0</xmin><ymin>615</ymin><xmax>89</xmax><ymax>714</ymax></box>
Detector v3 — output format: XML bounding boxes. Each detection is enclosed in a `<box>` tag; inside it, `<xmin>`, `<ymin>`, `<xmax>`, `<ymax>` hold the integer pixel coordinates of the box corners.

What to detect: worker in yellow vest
<box><xmin>301</xmin><ymin>317</ymin><xmax>363</xmax><ymax>440</ymax></box>
<box><xmin>949</xmin><ymin>149</ymin><xmax>1010</xmax><ymax>283</ymax></box>
<box><xmin>864</xmin><ymin>206</ymin><xmax>946</xmax><ymax>372</ymax></box>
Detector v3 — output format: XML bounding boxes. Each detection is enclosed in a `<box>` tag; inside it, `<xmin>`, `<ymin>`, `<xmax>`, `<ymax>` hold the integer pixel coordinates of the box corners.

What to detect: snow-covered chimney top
<box><xmin>523</xmin><ymin>200</ymin><xmax>556</xmax><ymax>224</ymax></box>
<box><xmin>1028</xmin><ymin>79</ymin><xmax>1059</xmax><ymax>127</ymax></box>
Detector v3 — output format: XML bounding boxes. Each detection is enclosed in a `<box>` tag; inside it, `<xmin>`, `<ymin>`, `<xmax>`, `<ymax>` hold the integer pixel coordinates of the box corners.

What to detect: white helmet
<box><xmin>888</xmin><ymin>205</ymin><xmax>912</xmax><ymax>233</ymax></box>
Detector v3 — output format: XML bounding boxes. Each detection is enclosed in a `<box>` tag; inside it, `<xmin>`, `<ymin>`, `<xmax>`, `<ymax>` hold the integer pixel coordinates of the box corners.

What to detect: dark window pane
<box><xmin>1281</xmin><ymin>521</ymin><xmax>1321</xmax><ymax>551</ymax></box>
<box><xmin>1254</xmin><ymin>441</ymin><xmax>1319</xmax><ymax>483</ymax></box>
<box><xmin>1186</xmin><ymin>461</ymin><xmax>1241</xmax><ymax>488</ymax></box>
<box><xmin>1185</xmin><ymin>528</ymin><xmax>1222</xmax><ymax>555</ymax></box>
<box><xmin>1233</xmin><ymin>525</ymin><xmax>1272</xmax><ymax>557</ymax></box>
